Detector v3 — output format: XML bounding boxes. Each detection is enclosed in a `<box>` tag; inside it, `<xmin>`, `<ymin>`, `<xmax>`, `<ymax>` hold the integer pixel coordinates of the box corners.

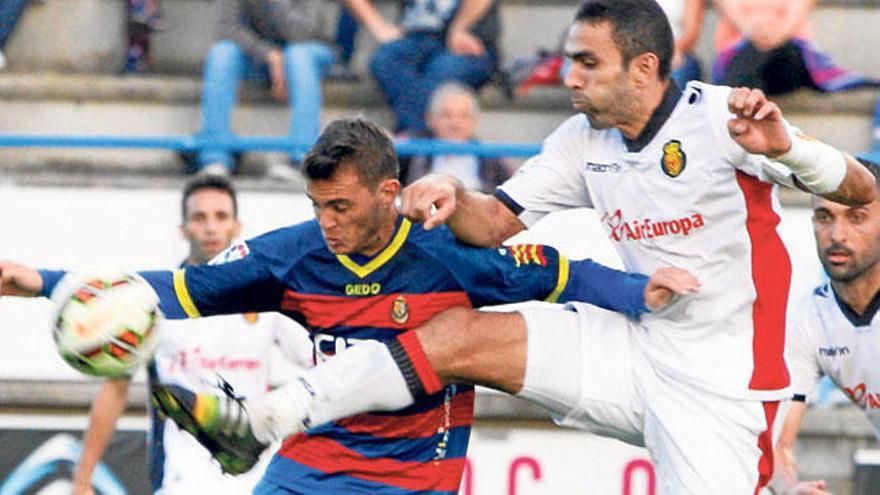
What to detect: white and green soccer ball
<box><xmin>51</xmin><ymin>271</ymin><xmax>161</xmax><ymax>378</ymax></box>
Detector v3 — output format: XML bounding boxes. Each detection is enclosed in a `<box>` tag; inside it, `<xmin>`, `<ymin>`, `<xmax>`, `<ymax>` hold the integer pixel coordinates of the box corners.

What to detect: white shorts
<box><xmin>517</xmin><ymin>303</ymin><xmax>778</xmax><ymax>495</ymax></box>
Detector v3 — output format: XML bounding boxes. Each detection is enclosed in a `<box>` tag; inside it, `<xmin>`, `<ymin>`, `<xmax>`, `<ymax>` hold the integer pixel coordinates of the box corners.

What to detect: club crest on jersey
<box><xmin>209</xmin><ymin>240</ymin><xmax>250</xmax><ymax>265</ymax></box>
<box><xmin>660</xmin><ymin>140</ymin><xmax>686</xmax><ymax>178</ymax></box>
<box><xmin>391</xmin><ymin>295</ymin><xmax>410</xmax><ymax>325</ymax></box>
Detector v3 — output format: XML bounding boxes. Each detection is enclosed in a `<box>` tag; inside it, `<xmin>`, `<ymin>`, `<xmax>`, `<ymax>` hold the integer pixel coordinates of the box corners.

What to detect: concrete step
<box><xmin>0</xmin><ymin>72</ymin><xmax>875</xmax><ymax>174</ymax></box>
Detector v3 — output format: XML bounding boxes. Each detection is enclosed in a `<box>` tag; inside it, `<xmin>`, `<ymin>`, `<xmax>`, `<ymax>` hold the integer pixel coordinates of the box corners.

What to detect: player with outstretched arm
<box><xmin>0</xmin><ymin>118</ymin><xmax>695</xmax><ymax>494</ymax></box>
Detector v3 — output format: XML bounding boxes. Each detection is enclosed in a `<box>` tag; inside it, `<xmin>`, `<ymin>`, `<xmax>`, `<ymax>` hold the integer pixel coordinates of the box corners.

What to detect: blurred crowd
<box><xmin>0</xmin><ymin>0</ymin><xmax>874</xmax><ymax>188</ymax></box>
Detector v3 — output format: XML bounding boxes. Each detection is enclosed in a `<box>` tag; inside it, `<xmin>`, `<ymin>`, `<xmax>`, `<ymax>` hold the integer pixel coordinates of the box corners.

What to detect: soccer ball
<box><xmin>51</xmin><ymin>271</ymin><xmax>161</xmax><ymax>378</ymax></box>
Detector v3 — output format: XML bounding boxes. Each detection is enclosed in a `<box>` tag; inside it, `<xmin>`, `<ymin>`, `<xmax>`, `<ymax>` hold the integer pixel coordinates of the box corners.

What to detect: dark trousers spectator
<box><xmin>335</xmin><ymin>7</ymin><xmax>358</xmax><ymax>67</ymax></box>
<box><xmin>370</xmin><ymin>33</ymin><xmax>496</xmax><ymax>134</ymax></box>
<box><xmin>718</xmin><ymin>41</ymin><xmax>813</xmax><ymax>96</ymax></box>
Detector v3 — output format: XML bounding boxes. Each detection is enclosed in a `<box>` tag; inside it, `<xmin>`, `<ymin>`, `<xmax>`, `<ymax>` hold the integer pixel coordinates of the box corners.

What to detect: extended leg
<box><xmin>248</xmin><ymin>307</ymin><xmax>531</xmax><ymax>442</ymax></box>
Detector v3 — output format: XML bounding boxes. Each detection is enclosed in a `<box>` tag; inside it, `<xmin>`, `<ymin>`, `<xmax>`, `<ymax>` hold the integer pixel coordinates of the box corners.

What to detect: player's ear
<box><xmin>630</xmin><ymin>52</ymin><xmax>660</xmax><ymax>86</ymax></box>
<box><xmin>378</xmin><ymin>178</ymin><xmax>401</xmax><ymax>208</ymax></box>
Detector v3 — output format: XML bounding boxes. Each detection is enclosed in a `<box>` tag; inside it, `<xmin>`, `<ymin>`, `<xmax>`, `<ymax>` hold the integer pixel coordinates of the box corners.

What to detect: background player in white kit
<box><xmin>772</xmin><ymin>160</ymin><xmax>880</xmax><ymax>495</ymax></box>
<box><xmin>71</xmin><ymin>175</ymin><xmax>312</xmax><ymax>494</ymax></box>
<box><xmin>129</xmin><ymin>1</ymin><xmax>874</xmax><ymax>493</ymax></box>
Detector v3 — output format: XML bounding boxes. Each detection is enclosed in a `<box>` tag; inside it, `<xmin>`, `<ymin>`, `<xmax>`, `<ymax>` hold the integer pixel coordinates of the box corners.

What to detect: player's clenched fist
<box><xmin>0</xmin><ymin>260</ymin><xmax>42</xmax><ymax>297</ymax></box>
<box><xmin>727</xmin><ymin>87</ymin><xmax>792</xmax><ymax>158</ymax></box>
<box><xmin>644</xmin><ymin>267</ymin><xmax>700</xmax><ymax>311</ymax></box>
<box><xmin>400</xmin><ymin>174</ymin><xmax>462</xmax><ymax>230</ymax></box>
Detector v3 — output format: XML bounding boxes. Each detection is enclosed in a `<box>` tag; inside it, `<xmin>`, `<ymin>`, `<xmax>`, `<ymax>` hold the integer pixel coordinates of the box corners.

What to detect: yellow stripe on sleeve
<box><xmin>546</xmin><ymin>256</ymin><xmax>570</xmax><ymax>303</ymax></box>
<box><xmin>173</xmin><ymin>269</ymin><xmax>201</xmax><ymax>318</ymax></box>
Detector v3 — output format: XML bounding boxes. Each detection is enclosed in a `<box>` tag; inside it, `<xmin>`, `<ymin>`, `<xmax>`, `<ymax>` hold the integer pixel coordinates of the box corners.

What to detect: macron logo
<box><xmin>602</xmin><ymin>209</ymin><xmax>706</xmax><ymax>242</ymax></box>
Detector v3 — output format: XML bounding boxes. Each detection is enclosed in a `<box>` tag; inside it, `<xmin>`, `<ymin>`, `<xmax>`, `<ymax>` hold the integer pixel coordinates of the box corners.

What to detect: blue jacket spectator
<box><xmin>198</xmin><ymin>0</ymin><xmax>336</xmax><ymax>177</ymax></box>
<box><xmin>346</xmin><ymin>0</ymin><xmax>499</xmax><ymax>135</ymax></box>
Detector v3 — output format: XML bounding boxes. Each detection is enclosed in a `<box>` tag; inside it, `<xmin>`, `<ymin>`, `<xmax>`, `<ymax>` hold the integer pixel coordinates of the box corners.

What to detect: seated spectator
<box><xmin>197</xmin><ymin>0</ymin><xmax>335</xmax><ymax>178</ymax></box>
<box><xmin>123</xmin><ymin>0</ymin><xmax>163</xmax><ymax>74</ymax></box>
<box><xmin>512</xmin><ymin>0</ymin><xmax>703</xmax><ymax>96</ymax></box>
<box><xmin>345</xmin><ymin>0</ymin><xmax>499</xmax><ymax>135</ymax></box>
<box><xmin>0</xmin><ymin>0</ymin><xmax>29</xmax><ymax>71</ymax></box>
<box><xmin>713</xmin><ymin>0</ymin><xmax>875</xmax><ymax>94</ymax></box>
<box><xmin>401</xmin><ymin>82</ymin><xmax>511</xmax><ymax>193</ymax></box>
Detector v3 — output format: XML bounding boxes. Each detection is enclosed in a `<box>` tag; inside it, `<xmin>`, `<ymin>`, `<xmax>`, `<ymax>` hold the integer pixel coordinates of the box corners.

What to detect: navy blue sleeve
<box><xmin>37</xmin><ymin>269</ymin><xmax>66</xmax><ymax>297</ymax></box>
<box><xmin>150</xmin><ymin>226</ymin><xmax>308</xmax><ymax>319</ymax></box>
<box><xmin>38</xmin><ymin>268</ymin><xmax>192</xmax><ymax>319</ymax></box>
<box><xmin>559</xmin><ymin>259</ymin><xmax>650</xmax><ymax>320</ymax></box>
<box><xmin>432</xmin><ymin>232</ymin><xmax>649</xmax><ymax>318</ymax></box>
<box><xmin>171</xmin><ymin>231</ymin><xmax>298</xmax><ymax>318</ymax></box>
<box><xmin>435</xmin><ymin>241</ymin><xmax>567</xmax><ymax>307</ymax></box>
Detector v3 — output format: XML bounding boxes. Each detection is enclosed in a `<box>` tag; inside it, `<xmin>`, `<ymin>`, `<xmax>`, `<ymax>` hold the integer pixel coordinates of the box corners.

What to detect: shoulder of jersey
<box><xmin>407</xmin><ymin>221</ymin><xmax>456</xmax><ymax>247</ymax></box>
<box><xmin>211</xmin><ymin>220</ymin><xmax>325</xmax><ymax>266</ymax></box>
<box><xmin>681</xmin><ymin>81</ymin><xmax>715</xmax><ymax>107</ymax></box>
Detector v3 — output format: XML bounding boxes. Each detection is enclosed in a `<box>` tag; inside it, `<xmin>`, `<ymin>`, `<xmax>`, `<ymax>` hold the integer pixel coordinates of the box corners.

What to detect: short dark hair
<box><xmin>857</xmin><ymin>157</ymin><xmax>880</xmax><ymax>187</ymax></box>
<box><xmin>181</xmin><ymin>174</ymin><xmax>238</xmax><ymax>221</ymax></box>
<box><xmin>574</xmin><ymin>0</ymin><xmax>674</xmax><ymax>80</ymax></box>
<box><xmin>302</xmin><ymin>118</ymin><xmax>399</xmax><ymax>188</ymax></box>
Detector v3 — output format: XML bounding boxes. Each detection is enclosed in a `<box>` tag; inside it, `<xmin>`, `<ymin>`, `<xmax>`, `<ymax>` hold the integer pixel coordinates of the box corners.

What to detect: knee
<box><xmin>370</xmin><ymin>43</ymin><xmax>401</xmax><ymax>78</ymax></box>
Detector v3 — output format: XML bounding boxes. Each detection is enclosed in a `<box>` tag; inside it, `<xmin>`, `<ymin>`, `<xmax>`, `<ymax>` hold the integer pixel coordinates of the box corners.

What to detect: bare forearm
<box><xmin>449</xmin><ymin>0</ymin><xmax>494</xmax><ymax>32</ymax></box>
<box><xmin>345</xmin><ymin>0</ymin><xmax>393</xmax><ymax>38</ymax></box>
<box><xmin>447</xmin><ymin>190</ymin><xmax>524</xmax><ymax>247</ymax></box>
<box><xmin>821</xmin><ymin>153</ymin><xmax>877</xmax><ymax>207</ymax></box>
<box><xmin>772</xmin><ymin>401</ymin><xmax>807</xmax><ymax>491</ymax></box>
<box><xmin>677</xmin><ymin>0</ymin><xmax>705</xmax><ymax>53</ymax></box>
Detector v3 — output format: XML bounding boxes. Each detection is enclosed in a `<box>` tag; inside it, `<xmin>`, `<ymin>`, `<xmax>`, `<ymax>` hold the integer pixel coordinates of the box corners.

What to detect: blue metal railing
<box><xmin>0</xmin><ymin>134</ymin><xmax>542</xmax><ymax>158</ymax></box>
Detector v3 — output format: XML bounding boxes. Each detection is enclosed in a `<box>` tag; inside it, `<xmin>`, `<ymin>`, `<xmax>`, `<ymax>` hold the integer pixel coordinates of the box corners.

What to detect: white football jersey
<box><xmin>788</xmin><ymin>283</ymin><xmax>880</xmax><ymax>439</ymax></box>
<box><xmin>499</xmin><ymin>82</ymin><xmax>796</xmax><ymax>400</ymax></box>
<box><xmin>149</xmin><ymin>312</ymin><xmax>312</xmax><ymax>493</ymax></box>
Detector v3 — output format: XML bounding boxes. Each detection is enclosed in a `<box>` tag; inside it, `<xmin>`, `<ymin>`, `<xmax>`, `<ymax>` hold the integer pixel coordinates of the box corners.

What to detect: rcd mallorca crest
<box><xmin>660</xmin><ymin>140</ymin><xmax>686</xmax><ymax>178</ymax></box>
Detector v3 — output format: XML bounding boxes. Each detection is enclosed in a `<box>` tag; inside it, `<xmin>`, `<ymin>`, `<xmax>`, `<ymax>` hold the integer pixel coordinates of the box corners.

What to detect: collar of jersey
<box><xmin>832</xmin><ymin>285</ymin><xmax>880</xmax><ymax>328</ymax></box>
<box><xmin>622</xmin><ymin>82</ymin><xmax>682</xmax><ymax>153</ymax></box>
<box><xmin>336</xmin><ymin>217</ymin><xmax>412</xmax><ymax>279</ymax></box>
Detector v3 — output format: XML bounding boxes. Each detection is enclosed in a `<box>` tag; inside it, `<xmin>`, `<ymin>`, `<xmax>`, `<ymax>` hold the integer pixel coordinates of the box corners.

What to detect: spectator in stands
<box><xmin>345</xmin><ymin>0</ymin><xmax>499</xmax><ymax>136</ymax></box>
<box><xmin>401</xmin><ymin>82</ymin><xmax>510</xmax><ymax>193</ymax></box>
<box><xmin>713</xmin><ymin>0</ymin><xmax>874</xmax><ymax>94</ymax></box>
<box><xmin>197</xmin><ymin>0</ymin><xmax>335</xmax><ymax>179</ymax></box>
<box><xmin>513</xmin><ymin>0</ymin><xmax>703</xmax><ymax>95</ymax></box>
<box><xmin>0</xmin><ymin>0</ymin><xmax>29</xmax><ymax>71</ymax></box>
<box><xmin>123</xmin><ymin>0</ymin><xmax>163</xmax><ymax>74</ymax></box>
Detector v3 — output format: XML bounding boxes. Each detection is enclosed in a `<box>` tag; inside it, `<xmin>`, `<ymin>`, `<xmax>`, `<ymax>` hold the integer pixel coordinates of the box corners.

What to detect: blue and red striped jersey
<box><xmin>22</xmin><ymin>215</ymin><xmax>651</xmax><ymax>493</ymax></box>
<box><xmin>153</xmin><ymin>216</ymin><xmax>568</xmax><ymax>493</ymax></box>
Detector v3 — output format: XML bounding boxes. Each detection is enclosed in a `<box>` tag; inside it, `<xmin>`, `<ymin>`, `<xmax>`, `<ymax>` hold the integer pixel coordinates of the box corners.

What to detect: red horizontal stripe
<box><xmin>281</xmin><ymin>291</ymin><xmax>472</xmax><ymax>329</ymax></box>
<box><xmin>336</xmin><ymin>390</ymin><xmax>475</xmax><ymax>438</ymax></box>
<box><xmin>279</xmin><ymin>435</ymin><xmax>465</xmax><ymax>492</ymax></box>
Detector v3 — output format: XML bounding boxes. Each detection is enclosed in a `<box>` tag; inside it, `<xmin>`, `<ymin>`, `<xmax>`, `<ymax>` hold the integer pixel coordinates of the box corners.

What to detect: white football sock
<box><xmin>248</xmin><ymin>340</ymin><xmax>415</xmax><ymax>443</ymax></box>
